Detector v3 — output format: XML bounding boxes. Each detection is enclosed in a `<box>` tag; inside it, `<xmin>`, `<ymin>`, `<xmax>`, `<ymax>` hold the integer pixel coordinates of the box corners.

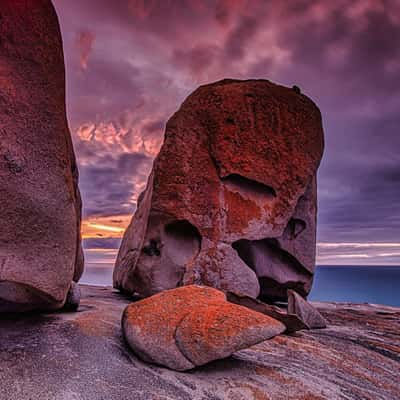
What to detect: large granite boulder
<box><xmin>0</xmin><ymin>0</ymin><xmax>83</xmax><ymax>312</ymax></box>
<box><xmin>122</xmin><ymin>285</ymin><xmax>285</xmax><ymax>371</ymax></box>
<box><xmin>114</xmin><ymin>79</ymin><xmax>324</xmax><ymax>302</ymax></box>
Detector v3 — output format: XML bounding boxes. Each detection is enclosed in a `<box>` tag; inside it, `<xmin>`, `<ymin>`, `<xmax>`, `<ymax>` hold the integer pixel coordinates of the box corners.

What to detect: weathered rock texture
<box><xmin>1</xmin><ymin>285</ymin><xmax>398</xmax><ymax>400</ymax></box>
<box><xmin>122</xmin><ymin>285</ymin><xmax>285</xmax><ymax>371</ymax></box>
<box><xmin>114</xmin><ymin>79</ymin><xmax>324</xmax><ymax>301</ymax></box>
<box><xmin>288</xmin><ymin>289</ymin><xmax>327</xmax><ymax>329</ymax></box>
<box><xmin>0</xmin><ymin>0</ymin><xmax>83</xmax><ymax>311</ymax></box>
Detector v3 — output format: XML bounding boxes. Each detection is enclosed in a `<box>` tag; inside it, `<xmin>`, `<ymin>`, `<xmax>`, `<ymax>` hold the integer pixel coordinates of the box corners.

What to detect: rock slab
<box><xmin>0</xmin><ymin>285</ymin><xmax>398</xmax><ymax>400</ymax></box>
<box><xmin>122</xmin><ymin>285</ymin><xmax>285</xmax><ymax>371</ymax></box>
<box><xmin>114</xmin><ymin>79</ymin><xmax>324</xmax><ymax>302</ymax></box>
<box><xmin>288</xmin><ymin>289</ymin><xmax>327</xmax><ymax>329</ymax></box>
<box><xmin>0</xmin><ymin>0</ymin><xmax>83</xmax><ymax>311</ymax></box>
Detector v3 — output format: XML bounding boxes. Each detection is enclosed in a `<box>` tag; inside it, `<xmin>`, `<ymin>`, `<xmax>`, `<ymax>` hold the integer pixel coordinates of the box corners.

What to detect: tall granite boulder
<box><xmin>114</xmin><ymin>79</ymin><xmax>324</xmax><ymax>302</ymax></box>
<box><xmin>0</xmin><ymin>0</ymin><xmax>83</xmax><ymax>312</ymax></box>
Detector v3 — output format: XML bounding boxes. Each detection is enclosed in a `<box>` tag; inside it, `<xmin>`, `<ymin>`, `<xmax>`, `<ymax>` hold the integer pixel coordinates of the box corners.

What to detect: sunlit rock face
<box><xmin>114</xmin><ymin>79</ymin><xmax>324</xmax><ymax>301</ymax></box>
<box><xmin>0</xmin><ymin>0</ymin><xmax>83</xmax><ymax>312</ymax></box>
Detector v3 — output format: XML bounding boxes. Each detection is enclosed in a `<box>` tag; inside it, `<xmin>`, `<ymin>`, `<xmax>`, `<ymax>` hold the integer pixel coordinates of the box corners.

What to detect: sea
<box><xmin>80</xmin><ymin>262</ymin><xmax>400</xmax><ymax>307</ymax></box>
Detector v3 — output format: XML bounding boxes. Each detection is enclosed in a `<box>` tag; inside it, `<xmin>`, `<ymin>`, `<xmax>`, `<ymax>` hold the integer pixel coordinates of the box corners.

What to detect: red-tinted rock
<box><xmin>287</xmin><ymin>289</ymin><xmax>327</xmax><ymax>329</ymax></box>
<box><xmin>175</xmin><ymin>302</ymin><xmax>285</xmax><ymax>367</ymax></box>
<box><xmin>0</xmin><ymin>0</ymin><xmax>83</xmax><ymax>312</ymax></box>
<box><xmin>114</xmin><ymin>79</ymin><xmax>324</xmax><ymax>301</ymax></box>
<box><xmin>122</xmin><ymin>285</ymin><xmax>285</xmax><ymax>371</ymax></box>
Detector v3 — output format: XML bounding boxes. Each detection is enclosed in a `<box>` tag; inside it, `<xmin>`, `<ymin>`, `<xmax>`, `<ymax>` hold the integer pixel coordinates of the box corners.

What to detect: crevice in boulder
<box><xmin>258</xmin><ymin>277</ymin><xmax>309</xmax><ymax>303</ymax></box>
<box><xmin>222</xmin><ymin>173</ymin><xmax>276</xmax><ymax>198</ymax></box>
<box><xmin>142</xmin><ymin>239</ymin><xmax>161</xmax><ymax>256</ymax></box>
<box><xmin>232</xmin><ymin>238</ymin><xmax>312</xmax><ymax>302</ymax></box>
<box><xmin>285</xmin><ymin>218</ymin><xmax>306</xmax><ymax>239</ymax></box>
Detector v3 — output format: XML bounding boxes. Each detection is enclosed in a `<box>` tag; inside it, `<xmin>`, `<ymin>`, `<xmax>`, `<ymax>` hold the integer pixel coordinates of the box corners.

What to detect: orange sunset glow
<box><xmin>81</xmin><ymin>215</ymin><xmax>131</xmax><ymax>238</ymax></box>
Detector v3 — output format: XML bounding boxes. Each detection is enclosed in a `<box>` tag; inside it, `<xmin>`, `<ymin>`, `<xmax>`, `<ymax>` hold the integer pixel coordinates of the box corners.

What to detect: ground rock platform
<box><xmin>0</xmin><ymin>285</ymin><xmax>399</xmax><ymax>400</ymax></box>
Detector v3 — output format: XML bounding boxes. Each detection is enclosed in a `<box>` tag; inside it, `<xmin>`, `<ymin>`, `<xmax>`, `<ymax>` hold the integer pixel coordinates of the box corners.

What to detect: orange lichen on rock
<box><xmin>176</xmin><ymin>302</ymin><xmax>285</xmax><ymax>366</ymax></box>
<box><xmin>223</xmin><ymin>187</ymin><xmax>262</xmax><ymax>234</ymax></box>
<box><xmin>122</xmin><ymin>285</ymin><xmax>285</xmax><ymax>371</ymax></box>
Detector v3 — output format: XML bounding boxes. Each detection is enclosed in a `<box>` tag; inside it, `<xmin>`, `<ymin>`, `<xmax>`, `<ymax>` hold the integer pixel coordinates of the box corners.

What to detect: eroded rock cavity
<box><xmin>114</xmin><ymin>79</ymin><xmax>324</xmax><ymax>301</ymax></box>
<box><xmin>0</xmin><ymin>0</ymin><xmax>83</xmax><ymax>312</ymax></box>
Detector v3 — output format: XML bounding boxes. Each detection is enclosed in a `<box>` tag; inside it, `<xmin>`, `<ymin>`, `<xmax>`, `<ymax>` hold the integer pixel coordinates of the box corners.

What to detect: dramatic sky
<box><xmin>52</xmin><ymin>0</ymin><xmax>400</xmax><ymax>266</ymax></box>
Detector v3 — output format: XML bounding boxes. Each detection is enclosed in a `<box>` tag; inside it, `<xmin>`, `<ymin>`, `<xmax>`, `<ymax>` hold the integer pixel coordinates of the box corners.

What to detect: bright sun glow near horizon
<box><xmin>81</xmin><ymin>217</ymin><xmax>400</xmax><ymax>266</ymax></box>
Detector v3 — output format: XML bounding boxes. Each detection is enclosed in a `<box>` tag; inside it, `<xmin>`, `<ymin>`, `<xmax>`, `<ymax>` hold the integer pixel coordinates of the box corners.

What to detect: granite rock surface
<box><xmin>1</xmin><ymin>285</ymin><xmax>398</xmax><ymax>400</ymax></box>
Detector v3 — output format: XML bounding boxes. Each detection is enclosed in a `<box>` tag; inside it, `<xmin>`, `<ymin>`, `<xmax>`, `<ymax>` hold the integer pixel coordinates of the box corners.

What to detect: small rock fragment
<box><xmin>292</xmin><ymin>85</ymin><xmax>301</xmax><ymax>94</ymax></box>
<box><xmin>122</xmin><ymin>285</ymin><xmax>285</xmax><ymax>371</ymax></box>
<box><xmin>64</xmin><ymin>282</ymin><xmax>81</xmax><ymax>311</ymax></box>
<box><xmin>287</xmin><ymin>289</ymin><xmax>327</xmax><ymax>329</ymax></box>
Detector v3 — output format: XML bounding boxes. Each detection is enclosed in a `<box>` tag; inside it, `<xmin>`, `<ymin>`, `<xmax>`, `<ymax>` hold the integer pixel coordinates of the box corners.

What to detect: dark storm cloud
<box><xmin>272</xmin><ymin>1</ymin><xmax>400</xmax><ymax>113</ymax></box>
<box><xmin>53</xmin><ymin>0</ymin><xmax>400</xmax><ymax>262</ymax></box>
<box><xmin>68</xmin><ymin>57</ymin><xmax>144</xmax><ymax>127</ymax></box>
<box><xmin>318</xmin><ymin>140</ymin><xmax>400</xmax><ymax>242</ymax></box>
<box><xmin>79</xmin><ymin>150</ymin><xmax>152</xmax><ymax>217</ymax></box>
<box><xmin>224</xmin><ymin>16</ymin><xmax>260</xmax><ymax>59</ymax></box>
